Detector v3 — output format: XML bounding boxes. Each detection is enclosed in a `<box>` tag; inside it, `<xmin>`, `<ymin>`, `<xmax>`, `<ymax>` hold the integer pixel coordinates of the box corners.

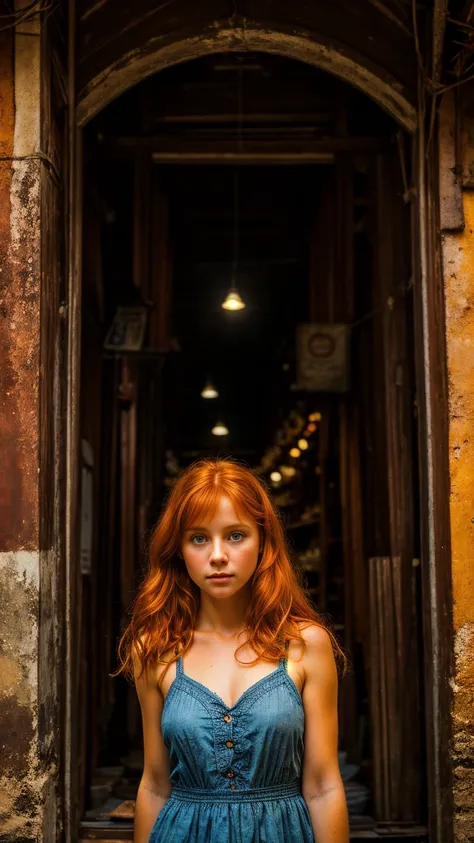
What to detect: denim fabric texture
<box><xmin>149</xmin><ymin>652</ymin><xmax>315</xmax><ymax>842</ymax></box>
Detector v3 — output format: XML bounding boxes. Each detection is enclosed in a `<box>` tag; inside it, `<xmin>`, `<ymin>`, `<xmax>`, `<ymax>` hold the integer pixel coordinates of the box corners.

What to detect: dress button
<box><xmin>230</xmin><ymin>784</ymin><xmax>237</xmax><ymax>790</ymax></box>
<box><xmin>223</xmin><ymin>714</ymin><xmax>232</xmax><ymax>723</ymax></box>
<box><xmin>226</xmin><ymin>770</ymin><xmax>235</xmax><ymax>778</ymax></box>
<box><xmin>225</xmin><ymin>740</ymin><xmax>234</xmax><ymax>748</ymax></box>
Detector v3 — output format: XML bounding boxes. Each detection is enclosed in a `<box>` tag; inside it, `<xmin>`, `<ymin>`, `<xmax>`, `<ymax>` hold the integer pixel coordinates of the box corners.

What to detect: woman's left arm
<box><xmin>300</xmin><ymin>624</ymin><xmax>349</xmax><ymax>843</ymax></box>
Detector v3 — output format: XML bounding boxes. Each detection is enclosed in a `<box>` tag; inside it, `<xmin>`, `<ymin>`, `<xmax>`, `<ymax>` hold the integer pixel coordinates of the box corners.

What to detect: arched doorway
<box><xmin>75</xmin><ymin>23</ymin><xmax>417</xmax><ymax>131</ymax></box>
<box><xmin>67</xmin><ymin>8</ymin><xmax>451</xmax><ymax>843</ymax></box>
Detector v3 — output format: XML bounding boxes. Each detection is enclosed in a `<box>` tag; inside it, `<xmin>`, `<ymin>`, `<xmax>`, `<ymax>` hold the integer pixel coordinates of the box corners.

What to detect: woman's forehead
<box><xmin>182</xmin><ymin>493</ymin><xmax>250</xmax><ymax>530</ymax></box>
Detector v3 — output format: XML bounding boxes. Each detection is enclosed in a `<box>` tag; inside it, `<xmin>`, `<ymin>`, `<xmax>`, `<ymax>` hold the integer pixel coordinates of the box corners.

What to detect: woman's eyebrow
<box><xmin>185</xmin><ymin>522</ymin><xmax>249</xmax><ymax>532</ymax></box>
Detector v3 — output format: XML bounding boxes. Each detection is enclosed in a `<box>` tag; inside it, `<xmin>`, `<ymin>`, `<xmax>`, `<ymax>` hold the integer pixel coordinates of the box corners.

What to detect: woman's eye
<box><xmin>191</xmin><ymin>535</ymin><xmax>207</xmax><ymax>545</ymax></box>
<box><xmin>229</xmin><ymin>531</ymin><xmax>245</xmax><ymax>542</ymax></box>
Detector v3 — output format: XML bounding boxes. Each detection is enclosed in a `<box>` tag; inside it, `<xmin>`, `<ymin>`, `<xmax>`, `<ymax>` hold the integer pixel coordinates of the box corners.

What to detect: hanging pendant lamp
<box><xmin>222</xmin><ymin>287</ymin><xmax>245</xmax><ymax>311</ymax></box>
<box><xmin>222</xmin><ymin>62</ymin><xmax>246</xmax><ymax>312</ymax></box>
<box><xmin>212</xmin><ymin>421</ymin><xmax>229</xmax><ymax>436</ymax></box>
<box><xmin>201</xmin><ymin>379</ymin><xmax>219</xmax><ymax>399</ymax></box>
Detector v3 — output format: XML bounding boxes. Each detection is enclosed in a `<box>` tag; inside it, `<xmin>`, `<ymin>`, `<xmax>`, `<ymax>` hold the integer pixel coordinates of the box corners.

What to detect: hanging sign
<box><xmin>104</xmin><ymin>306</ymin><xmax>147</xmax><ymax>351</ymax></box>
<box><xmin>296</xmin><ymin>324</ymin><xmax>349</xmax><ymax>392</ymax></box>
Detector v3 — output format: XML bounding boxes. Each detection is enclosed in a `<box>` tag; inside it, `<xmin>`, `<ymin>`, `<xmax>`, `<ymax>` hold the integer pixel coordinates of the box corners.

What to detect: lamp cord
<box><xmin>232</xmin><ymin>61</ymin><xmax>244</xmax><ymax>285</ymax></box>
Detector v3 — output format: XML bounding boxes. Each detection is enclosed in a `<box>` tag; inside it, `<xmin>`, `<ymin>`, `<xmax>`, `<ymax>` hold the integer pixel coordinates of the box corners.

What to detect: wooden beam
<box><xmin>104</xmin><ymin>138</ymin><xmax>384</xmax><ymax>165</ymax></box>
<box><xmin>150</xmin><ymin>147</ymin><xmax>334</xmax><ymax>164</ymax></box>
<box><xmin>432</xmin><ymin>0</ymin><xmax>449</xmax><ymax>85</ymax></box>
<box><xmin>116</xmin><ymin>137</ymin><xmax>383</xmax><ymax>161</ymax></box>
<box><xmin>153</xmin><ymin>112</ymin><xmax>331</xmax><ymax>124</ymax></box>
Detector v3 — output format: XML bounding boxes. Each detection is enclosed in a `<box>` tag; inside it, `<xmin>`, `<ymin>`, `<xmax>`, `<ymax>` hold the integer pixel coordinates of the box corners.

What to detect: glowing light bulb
<box><xmin>289</xmin><ymin>447</ymin><xmax>301</xmax><ymax>458</ymax></box>
<box><xmin>221</xmin><ymin>288</ymin><xmax>246</xmax><ymax>311</ymax></box>
<box><xmin>298</xmin><ymin>439</ymin><xmax>309</xmax><ymax>450</ymax></box>
<box><xmin>280</xmin><ymin>465</ymin><xmax>296</xmax><ymax>478</ymax></box>
<box><xmin>201</xmin><ymin>381</ymin><xmax>218</xmax><ymax>399</ymax></box>
<box><xmin>212</xmin><ymin>422</ymin><xmax>229</xmax><ymax>436</ymax></box>
<box><xmin>270</xmin><ymin>471</ymin><xmax>282</xmax><ymax>483</ymax></box>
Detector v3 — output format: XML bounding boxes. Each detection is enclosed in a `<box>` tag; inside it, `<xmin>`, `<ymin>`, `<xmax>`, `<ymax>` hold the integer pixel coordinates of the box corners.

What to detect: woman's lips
<box><xmin>208</xmin><ymin>574</ymin><xmax>234</xmax><ymax>580</ymax></box>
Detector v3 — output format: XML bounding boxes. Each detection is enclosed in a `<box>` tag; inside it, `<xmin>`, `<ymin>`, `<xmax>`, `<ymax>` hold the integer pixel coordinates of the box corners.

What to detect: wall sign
<box><xmin>296</xmin><ymin>324</ymin><xmax>349</xmax><ymax>392</ymax></box>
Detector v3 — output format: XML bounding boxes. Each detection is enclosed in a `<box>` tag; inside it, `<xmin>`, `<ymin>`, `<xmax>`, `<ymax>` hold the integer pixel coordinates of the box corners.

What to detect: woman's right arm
<box><xmin>133</xmin><ymin>654</ymin><xmax>172</xmax><ymax>843</ymax></box>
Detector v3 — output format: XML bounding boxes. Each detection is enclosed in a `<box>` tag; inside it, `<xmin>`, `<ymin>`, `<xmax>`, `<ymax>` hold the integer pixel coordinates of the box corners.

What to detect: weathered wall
<box><xmin>0</xmin><ymin>11</ymin><xmax>62</xmax><ymax>842</ymax></box>
<box><xmin>440</xmin><ymin>94</ymin><xmax>474</xmax><ymax>843</ymax></box>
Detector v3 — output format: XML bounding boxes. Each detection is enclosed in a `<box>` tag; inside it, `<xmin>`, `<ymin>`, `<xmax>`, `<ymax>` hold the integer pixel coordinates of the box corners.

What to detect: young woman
<box><xmin>117</xmin><ymin>458</ymin><xmax>349</xmax><ymax>843</ymax></box>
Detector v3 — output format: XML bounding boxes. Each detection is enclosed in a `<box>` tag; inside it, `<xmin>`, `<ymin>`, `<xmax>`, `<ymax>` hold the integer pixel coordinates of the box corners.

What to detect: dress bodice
<box><xmin>161</xmin><ymin>655</ymin><xmax>305</xmax><ymax>791</ymax></box>
<box><xmin>150</xmin><ymin>652</ymin><xmax>315</xmax><ymax>841</ymax></box>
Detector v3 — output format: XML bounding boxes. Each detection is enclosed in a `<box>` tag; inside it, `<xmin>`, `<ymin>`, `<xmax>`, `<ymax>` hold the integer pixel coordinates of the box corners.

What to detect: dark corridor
<box><xmin>78</xmin><ymin>52</ymin><xmax>426</xmax><ymax>842</ymax></box>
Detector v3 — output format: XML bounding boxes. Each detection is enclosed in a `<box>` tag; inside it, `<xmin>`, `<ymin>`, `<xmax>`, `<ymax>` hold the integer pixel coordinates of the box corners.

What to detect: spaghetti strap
<box><xmin>280</xmin><ymin>639</ymin><xmax>289</xmax><ymax>672</ymax></box>
<box><xmin>174</xmin><ymin>645</ymin><xmax>183</xmax><ymax>674</ymax></box>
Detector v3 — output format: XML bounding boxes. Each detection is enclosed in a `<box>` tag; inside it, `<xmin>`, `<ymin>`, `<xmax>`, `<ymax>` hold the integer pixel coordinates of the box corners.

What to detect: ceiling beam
<box><xmin>104</xmin><ymin>135</ymin><xmax>383</xmax><ymax>164</ymax></box>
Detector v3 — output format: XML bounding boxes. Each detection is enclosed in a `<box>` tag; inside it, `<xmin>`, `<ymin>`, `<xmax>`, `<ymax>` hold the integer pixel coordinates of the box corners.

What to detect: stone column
<box><xmin>0</xmin><ymin>11</ymin><xmax>61</xmax><ymax>842</ymax></box>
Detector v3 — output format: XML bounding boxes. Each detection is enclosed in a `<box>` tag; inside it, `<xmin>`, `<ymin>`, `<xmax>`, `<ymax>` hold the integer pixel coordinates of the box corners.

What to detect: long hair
<box><xmin>115</xmin><ymin>458</ymin><xmax>345</xmax><ymax>680</ymax></box>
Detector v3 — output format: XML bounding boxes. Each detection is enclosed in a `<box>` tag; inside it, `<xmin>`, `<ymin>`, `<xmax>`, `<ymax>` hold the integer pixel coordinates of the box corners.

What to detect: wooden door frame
<box><xmin>62</xmin><ymin>49</ymin><xmax>453</xmax><ymax>843</ymax></box>
<box><xmin>411</xmin><ymin>113</ymin><xmax>454</xmax><ymax>843</ymax></box>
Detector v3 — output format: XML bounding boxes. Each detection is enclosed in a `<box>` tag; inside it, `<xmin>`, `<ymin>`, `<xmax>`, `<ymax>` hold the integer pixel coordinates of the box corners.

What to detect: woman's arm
<box><xmin>133</xmin><ymin>652</ymin><xmax>172</xmax><ymax>843</ymax></box>
<box><xmin>301</xmin><ymin>624</ymin><xmax>349</xmax><ymax>843</ymax></box>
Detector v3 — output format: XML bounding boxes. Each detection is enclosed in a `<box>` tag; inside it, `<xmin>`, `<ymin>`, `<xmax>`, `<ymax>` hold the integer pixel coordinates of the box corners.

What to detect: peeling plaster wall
<box><xmin>0</xmin><ymin>551</ymin><xmax>44</xmax><ymax>841</ymax></box>
<box><xmin>442</xmin><ymin>189</ymin><xmax>474</xmax><ymax>843</ymax></box>
<box><xmin>0</xmin><ymin>13</ymin><xmax>60</xmax><ymax>843</ymax></box>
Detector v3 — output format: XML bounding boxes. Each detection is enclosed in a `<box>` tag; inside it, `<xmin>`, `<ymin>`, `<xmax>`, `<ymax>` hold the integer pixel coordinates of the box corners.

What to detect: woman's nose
<box><xmin>209</xmin><ymin>539</ymin><xmax>228</xmax><ymax>564</ymax></box>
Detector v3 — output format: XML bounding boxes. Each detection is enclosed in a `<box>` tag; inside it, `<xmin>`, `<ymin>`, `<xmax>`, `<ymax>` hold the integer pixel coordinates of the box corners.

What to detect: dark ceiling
<box><xmin>91</xmin><ymin>50</ymin><xmax>398</xmax><ymax>466</ymax></box>
<box><xmin>163</xmin><ymin>163</ymin><xmax>322</xmax><ymax>460</ymax></box>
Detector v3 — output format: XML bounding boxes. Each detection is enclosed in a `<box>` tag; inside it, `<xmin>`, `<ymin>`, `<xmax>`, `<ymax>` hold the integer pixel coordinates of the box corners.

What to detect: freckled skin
<box><xmin>181</xmin><ymin>496</ymin><xmax>260</xmax><ymax>601</ymax></box>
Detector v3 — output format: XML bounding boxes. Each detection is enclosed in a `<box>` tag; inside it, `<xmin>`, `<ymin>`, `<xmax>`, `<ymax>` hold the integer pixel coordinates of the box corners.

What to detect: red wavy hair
<box><xmin>115</xmin><ymin>458</ymin><xmax>344</xmax><ymax>680</ymax></box>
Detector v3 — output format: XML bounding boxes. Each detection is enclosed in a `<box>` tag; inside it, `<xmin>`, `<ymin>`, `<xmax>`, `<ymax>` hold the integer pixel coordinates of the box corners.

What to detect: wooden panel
<box><xmin>120</xmin><ymin>360</ymin><xmax>138</xmax><ymax>615</ymax></box>
<box><xmin>150</xmin><ymin>171</ymin><xmax>172</xmax><ymax>349</ymax></box>
<box><xmin>309</xmin><ymin>168</ymin><xmax>336</xmax><ymax>322</ymax></box>
<box><xmin>411</xmin><ymin>124</ymin><xmax>454</xmax><ymax>843</ymax></box>
<box><xmin>369</xmin><ymin>556</ymin><xmax>419</xmax><ymax>820</ymax></box>
<box><xmin>38</xmin><ymin>5</ymin><xmax>71</xmax><ymax>834</ymax></box>
<box><xmin>368</xmin><ymin>152</ymin><xmax>422</xmax><ymax>822</ymax></box>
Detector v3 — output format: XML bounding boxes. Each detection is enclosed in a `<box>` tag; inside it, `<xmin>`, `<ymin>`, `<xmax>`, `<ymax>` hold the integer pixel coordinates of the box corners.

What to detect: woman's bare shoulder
<box><xmin>287</xmin><ymin>623</ymin><xmax>335</xmax><ymax>681</ymax></box>
<box><xmin>299</xmin><ymin>622</ymin><xmax>332</xmax><ymax>648</ymax></box>
<box><xmin>132</xmin><ymin>636</ymin><xmax>176</xmax><ymax>689</ymax></box>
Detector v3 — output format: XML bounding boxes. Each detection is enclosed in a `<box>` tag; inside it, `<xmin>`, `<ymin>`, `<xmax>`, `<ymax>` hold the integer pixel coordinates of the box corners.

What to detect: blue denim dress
<box><xmin>149</xmin><ymin>651</ymin><xmax>315</xmax><ymax>842</ymax></box>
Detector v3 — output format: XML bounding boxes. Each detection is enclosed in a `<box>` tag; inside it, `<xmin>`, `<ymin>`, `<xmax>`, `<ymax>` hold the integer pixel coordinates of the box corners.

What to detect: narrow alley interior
<box><xmin>78</xmin><ymin>52</ymin><xmax>425</xmax><ymax>841</ymax></box>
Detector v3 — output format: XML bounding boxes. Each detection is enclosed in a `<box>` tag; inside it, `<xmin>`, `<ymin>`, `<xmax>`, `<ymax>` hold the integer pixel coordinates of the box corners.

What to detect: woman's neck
<box><xmin>195</xmin><ymin>589</ymin><xmax>250</xmax><ymax>638</ymax></box>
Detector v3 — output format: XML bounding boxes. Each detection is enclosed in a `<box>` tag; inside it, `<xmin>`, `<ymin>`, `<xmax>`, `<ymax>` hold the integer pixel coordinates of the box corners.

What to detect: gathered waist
<box><xmin>170</xmin><ymin>781</ymin><xmax>301</xmax><ymax>804</ymax></box>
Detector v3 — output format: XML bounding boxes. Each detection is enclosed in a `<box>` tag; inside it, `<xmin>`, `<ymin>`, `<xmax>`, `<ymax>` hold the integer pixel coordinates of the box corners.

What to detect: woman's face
<box><xmin>181</xmin><ymin>495</ymin><xmax>260</xmax><ymax>599</ymax></box>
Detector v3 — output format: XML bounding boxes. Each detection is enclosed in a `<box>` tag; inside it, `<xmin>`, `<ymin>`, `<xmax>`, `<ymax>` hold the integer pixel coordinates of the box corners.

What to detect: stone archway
<box><xmin>76</xmin><ymin>16</ymin><xmax>417</xmax><ymax>130</ymax></box>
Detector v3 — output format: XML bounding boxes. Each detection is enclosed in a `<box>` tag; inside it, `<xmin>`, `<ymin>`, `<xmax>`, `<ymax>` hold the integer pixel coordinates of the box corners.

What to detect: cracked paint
<box><xmin>0</xmin><ymin>551</ymin><xmax>47</xmax><ymax>842</ymax></box>
<box><xmin>0</xmin><ymin>19</ymin><xmax>59</xmax><ymax>842</ymax></box>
